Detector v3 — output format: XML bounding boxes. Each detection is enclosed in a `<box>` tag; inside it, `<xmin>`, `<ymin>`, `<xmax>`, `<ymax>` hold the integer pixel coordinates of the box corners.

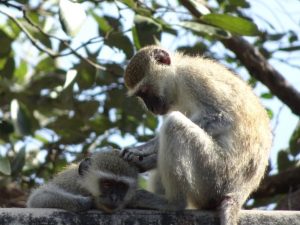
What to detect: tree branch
<box><xmin>180</xmin><ymin>0</ymin><xmax>300</xmax><ymax>116</ymax></box>
<box><xmin>0</xmin><ymin>8</ymin><xmax>57</xmax><ymax>56</ymax></box>
<box><xmin>222</xmin><ymin>37</ymin><xmax>300</xmax><ymax>116</ymax></box>
<box><xmin>0</xmin><ymin>6</ymin><xmax>106</xmax><ymax>71</ymax></box>
<box><xmin>252</xmin><ymin>166</ymin><xmax>300</xmax><ymax>199</ymax></box>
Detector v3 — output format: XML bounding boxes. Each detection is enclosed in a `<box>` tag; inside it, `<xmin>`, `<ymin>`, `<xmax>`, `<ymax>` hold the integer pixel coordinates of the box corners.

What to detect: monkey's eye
<box><xmin>153</xmin><ymin>49</ymin><xmax>171</xmax><ymax>65</ymax></box>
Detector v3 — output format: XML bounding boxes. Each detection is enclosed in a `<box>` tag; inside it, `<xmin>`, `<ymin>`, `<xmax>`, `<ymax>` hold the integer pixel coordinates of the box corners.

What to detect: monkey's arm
<box><xmin>127</xmin><ymin>189</ymin><xmax>172</xmax><ymax>210</ymax></box>
<box><xmin>121</xmin><ymin>137</ymin><xmax>158</xmax><ymax>172</ymax></box>
<box><xmin>27</xmin><ymin>184</ymin><xmax>93</xmax><ymax>212</ymax></box>
<box><xmin>121</xmin><ymin>111</ymin><xmax>232</xmax><ymax>171</ymax></box>
<box><xmin>191</xmin><ymin>111</ymin><xmax>233</xmax><ymax>137</ymax></box>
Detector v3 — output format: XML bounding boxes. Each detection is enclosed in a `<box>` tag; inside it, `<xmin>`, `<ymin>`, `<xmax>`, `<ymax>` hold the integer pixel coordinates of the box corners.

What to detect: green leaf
<box><xmin>47</xmin><ymin>115</ymin><xmax>86</xmax><ymax>144</ymax></box>
<box><xmin>10</xmin><ymin>99</ymin><xmax>32</xmax><ymax>136</ymax></box>
<box><xmin>135</xmin><ymin>8</ymin><xmax>152</xmax><ymax>17</ymax></box>
<box><xmin>0</xmin><ymin>29</ymin><xmax>13</xmax><ymax>58</ymax></box>
<box><xmin>228</xmin><ymin>0</ymin><xmax>250</xmax><ymax>8</ymax></box>
<box><xmin>278</xmin><ymin>46</ymin><xmax>300</xmax><ymax>52</ymax></box>
<box><xmin>59</xmin><ymin>0</ymin><xmax>86</xmax><ymax>37</ymax></box>
<box><xmin>155</xmin><ymin>18</ymin><xmax>177</xmax><ymax>36</ymax></box>
<box><xmin>14</xmin><ymin>59</ymin><xmax>28</xmax><ymax>84</ymax></box>
<box><xmin>201</xmin><ymin>13</ymin><xmax>259</xmax><ymax>36</ymax></box>
<box><xmin>0</xmin><ymin>156</ymin><xmax>11</xmax><ymax>175</ymax></box>
<box><xmin>132</xmin><ymin>26</ymin><xmax>141</xmax><ymax>50</ymax></box>
<box><xmin>267</xmin><ymin>33</ymin><xmax>286</xmax><ymax>41</ymax></box>
<box><xmin>103</xmin><ymin>16</ymin><xmax>122</xmax><ymax>31</ymax></box>
<box><xmin>265</xmin><ymin>108</ymin><xmax>273</xmax><ymax>119</ymax></box>
<box><xmin>11</xmin><ymin>147</ymin><xmax>26</xmax><ymax>175</ymax></box>
<box><xmin>122</xmin><ymin>0</ymin><xmax>136</xmax><ymax>8</ymax></box>
<box><xmin>91</xmin><ymin>12</ymin><xmax>112</xmax><ymax>35</ymax></box>
<box><xmin>0</xmin><ymin>120</ymin><xmax>14</xmax><ymax>139</ymax></box>
<box><xmin>177</xmin><ymin>43</ymin><xmax>208</xmax><ymax>55</ymax></box>
<box><xmin>188</xmin><ymin>0</ymin><xmax>210</xmax><ymax>15</ymax></box>
<box><xmin>178</xmin><ymin>21</ymin><xmax>231</xmax><ymax>38</ymax></box>
<box><xmin>144</xmin><ymin>115</ymin><xmax>158</xmax><ymax>131</ymax></box>
<box><xmin>134</xmin><ymin>15</ymin><xmax>162</xmax><ymax>47</ymax></box>
<box><xmin>36</xmin><ymin>57</ymin><xmax>55</xmax><ymax>73</ymax></box>
<box><xmin>105</xmin><ymin>32</ymin><xmax>134</xmax><ymax>58</ymax></box>
<box><xmin>1</xmin><ymin>57</ymin><xmax>15</xmax><ymax>79</ymax></box>
<box><xmin>75</xmin><ymin>100</ymin><xmax>100</xmax><ymax>119</ymax></box>
<box><xmin>288</xmin><ymin>31</ymin><xmax>298</xmax><ymax>43</ymax></box>
<box><xmin>63</xmin><ymin>69</ymin><xmax>77</xmax><ymax>90</ymax></box>
<box><xmin>277</xmin><ymin>150</ymin><xmax>294</xmax><ymax>171</ymax></box>
<box><xmin>34</xmin><ymin>134</ymin><xmax>49</xmax><ymax>144</ymax></box>
<box><xmin>289</xmin><ymin>122</ymin><xmax>300</xmax><ymax>156</ymax></box>
<box><xmin>75</xmin><ymin>61</ymin><xmax>96</xmax><ymax>89</ymax></box>
<box><xmin>260</xmin><ymin>92</ymin><xmax>273</xmax><ymax>99</ymax></box>
<box><xmin>138</xmin><ymin>176</ymin><xmax>147</xmax><ymax>189</ymax></box>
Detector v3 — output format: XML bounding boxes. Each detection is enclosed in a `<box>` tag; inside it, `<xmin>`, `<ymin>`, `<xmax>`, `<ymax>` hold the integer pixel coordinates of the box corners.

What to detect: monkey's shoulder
<box><xmin>51</xmin><ymin>165</ymin><xmax>88</xmax><ymax>196</ymax></box>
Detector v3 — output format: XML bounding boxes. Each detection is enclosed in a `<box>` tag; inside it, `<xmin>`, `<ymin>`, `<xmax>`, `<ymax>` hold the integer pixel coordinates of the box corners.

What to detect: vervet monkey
<box><xmin>27</xmin><ymin>149</ymin><xmax>169</xmax><ymax>212</ymax></box>
<box><xmin>122</xmin><ymin>46</ymin><xmax>272</xmax><ymax>225</ymax></box>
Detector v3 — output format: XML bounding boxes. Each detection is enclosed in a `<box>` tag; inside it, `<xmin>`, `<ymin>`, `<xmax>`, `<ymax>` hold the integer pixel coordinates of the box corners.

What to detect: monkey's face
<box><xmin>135</xmin><ymin>85</ymin><xmax>169</xmax><ymax>115</ymax></box>
<box><xmin>125</xmin><ymin>46</ymin><xmax>175</xmax><ymax>115</ymax></box>
<box><xmin>95</xmin><ymin>178</ymin><xmax>129</xmax><ymax>212</ymax></box>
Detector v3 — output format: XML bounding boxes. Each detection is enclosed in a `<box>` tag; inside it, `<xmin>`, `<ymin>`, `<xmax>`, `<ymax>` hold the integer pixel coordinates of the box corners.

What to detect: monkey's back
<box><xmin>175</xmin><ymin>54</ymin><xmax>272</xmax><ymax>206</ymax></box>
<box><xmin>51</xmin><ymin>166</ymin><xmax>90</xmax><ymax>196</ymax></box>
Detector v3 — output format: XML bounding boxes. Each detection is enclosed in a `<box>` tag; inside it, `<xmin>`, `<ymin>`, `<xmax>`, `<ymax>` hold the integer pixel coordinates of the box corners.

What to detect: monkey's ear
<box><xmin>78</xmin><ymin>157</ymin><xmax>92</xmax><ymax>176</ymax></box>
<box><xmin>153</xmin><ymin>49</ymin><xmax>171</xmax><ymax>65</ymax></box>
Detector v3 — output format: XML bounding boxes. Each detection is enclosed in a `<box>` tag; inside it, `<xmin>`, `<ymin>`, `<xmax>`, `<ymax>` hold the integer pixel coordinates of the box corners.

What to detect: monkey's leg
<box><xmin>160</xmin><ymin>111</ymin><xmax>225</xmax><ymax>207</ymax></box>
<box><xmin>148</xmin><ymin>170</ymin><xmax>165</xmax><ymax>195</ymax></box>
<box><xmin>161</xmin><ymin>111</ymin><xmax>240</xmax><ymax>223</ymax></box>
<box><xmin>27</xmin><ymin>185</ymin><xmax>92</xmax><ymax>212</ymax></box>
<box><xmin>121</xmin><ymin>137</ymin><xmax>159</xmax><ymax>172</ymax></box>
<box><xmin>160</xmin><ymin>111</ymin><xmax>222</xmax><ymax>174</ymax></box>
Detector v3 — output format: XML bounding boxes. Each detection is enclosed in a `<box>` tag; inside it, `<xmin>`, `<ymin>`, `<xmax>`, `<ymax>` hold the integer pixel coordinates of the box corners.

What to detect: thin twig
<box><xmin>272</xmin><ymin>104</ymin><xmax>284</xmax><ymax>136</ymax></box>
<box><xmin>21</xmin><ymin>9</ymin><xmax>106</xmax><ymax>70</ymax></box>
<box><xmin>0</xmin><ymin>8</ymin><xmax>58</xmax><ymax>56</ymax></box>
<box><xmin>0</xmin><ymin>6</ymin><xmax>106</xmax><ymax>70</ymax></box>
<box><xmin>0</xmin><ymin>0</ymin><xmax>23</xmax><ymax>10</ymax></box>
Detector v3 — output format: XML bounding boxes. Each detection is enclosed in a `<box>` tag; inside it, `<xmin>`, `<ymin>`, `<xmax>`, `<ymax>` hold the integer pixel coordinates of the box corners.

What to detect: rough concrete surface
<box><xmin>0</xmin><ymin>208</ymin><xmax>299</xmax><ymax>225</ymax></box>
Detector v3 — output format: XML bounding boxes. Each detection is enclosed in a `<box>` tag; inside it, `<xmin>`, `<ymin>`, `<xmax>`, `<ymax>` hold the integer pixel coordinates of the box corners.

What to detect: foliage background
<box><xmin>0</xmin><ymin>0</ymin><xmax>299</xmax><ymax>209</ymax></box>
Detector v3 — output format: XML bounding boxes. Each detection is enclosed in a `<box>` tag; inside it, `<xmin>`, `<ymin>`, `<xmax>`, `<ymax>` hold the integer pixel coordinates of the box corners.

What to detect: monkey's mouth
<box><xmin>143</xmin><ymin>96</ymin><xmax>168</xmax><ymax>115</ymax></box>
<box><xmin>100</xmin><ymin>204</ymin><xmax>119</xmax><ymax>213</ymax></box>
<box><xmin>151</xmin><ymin>106</ymin><xmax>168</xmax><ymax>115</ymax></box>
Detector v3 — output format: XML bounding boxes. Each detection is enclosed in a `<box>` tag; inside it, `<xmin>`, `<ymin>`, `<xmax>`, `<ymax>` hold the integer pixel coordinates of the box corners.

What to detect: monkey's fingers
<box><xmin>121</xmin><ymin>149</ymin><xmax>157</xmax><ymax>172</ymax></box>
<box><xmin>130</xmin><ymin>154</ymin><xmax>157</xmax><ymax>173</ymax></box>
<box><xmin>121</xmin><ymin>147</ymin><xmax>153</xmax><ymax>159</ymax></box>
<box><xmin>120</xmin><ymin>148</ymin><xmax>142</xmax><ymax>162</ymax></box>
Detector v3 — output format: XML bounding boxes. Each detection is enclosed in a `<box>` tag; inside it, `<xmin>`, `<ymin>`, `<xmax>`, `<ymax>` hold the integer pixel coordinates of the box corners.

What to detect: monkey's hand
<box><xmin>121</xmin><ymin>137</ymin><xmax>158</xmax><ymax>172</ymax></box>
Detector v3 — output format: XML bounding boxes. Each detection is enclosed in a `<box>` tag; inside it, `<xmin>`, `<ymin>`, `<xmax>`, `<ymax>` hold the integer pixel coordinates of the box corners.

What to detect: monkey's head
<box><xmin>124</xmin><ymin>46</ymin><xmax>176</xmax><ymax>115</ymax></box>
<box><xmin>78</xmin><ymin>150</ymin><xmax>138</xmax><ymax>213</ymax></box>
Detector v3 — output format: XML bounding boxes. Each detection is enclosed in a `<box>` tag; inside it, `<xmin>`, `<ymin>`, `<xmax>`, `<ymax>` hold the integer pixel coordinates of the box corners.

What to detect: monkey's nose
<box><xmin>110</xmin><ymin>194</ymin><xmax>119</xmax><ymax>204</ymax></box>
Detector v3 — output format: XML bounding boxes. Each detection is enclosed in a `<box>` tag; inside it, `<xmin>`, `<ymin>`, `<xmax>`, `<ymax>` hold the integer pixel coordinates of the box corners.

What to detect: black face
<box><xmin>136</xmin><ymin>85</ymin><xmax>169</xmax><ymax>115</ymax></box>
<box><xmin>97</xmin><ymin>178</ymin><xmax>129</xmax><ymax>212</ymax></box>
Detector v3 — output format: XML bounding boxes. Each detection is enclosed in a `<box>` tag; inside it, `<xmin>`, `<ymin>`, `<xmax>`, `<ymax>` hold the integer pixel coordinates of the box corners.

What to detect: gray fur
<box><xmin>27</xmin><ymin>149</ymin><xmax>169</xmax><ymax>212</ymax></box>
<box><xmin>123</xmin><ymin>46</ymin><xmax>272</xmax><ymax>225</ymax></box>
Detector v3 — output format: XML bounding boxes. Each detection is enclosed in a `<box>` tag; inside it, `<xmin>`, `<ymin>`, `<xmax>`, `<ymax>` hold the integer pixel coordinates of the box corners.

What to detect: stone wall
<box><xmin>0</xmin><ymin>208</ymin><xmax>300</xmax><ymax>225</ymax></box>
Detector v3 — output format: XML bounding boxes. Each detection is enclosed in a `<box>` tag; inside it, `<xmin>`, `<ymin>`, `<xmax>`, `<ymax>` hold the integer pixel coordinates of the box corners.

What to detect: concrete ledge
<box><xmin>0</xmin><ymin>208</ymin><xmax>300</xmax><ymax>225</ymax></box>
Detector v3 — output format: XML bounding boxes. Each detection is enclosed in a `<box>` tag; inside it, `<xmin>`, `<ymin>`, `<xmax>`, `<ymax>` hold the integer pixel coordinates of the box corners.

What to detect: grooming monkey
<box><xmin>122</xmin><ymin>46</ymin><xmax>272</xmax><ymax>225</ymax></box>
<box><xmin>27</xmin><ymin>149</ymin><xmax>169</xmax><ymax>212</ymax></box>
